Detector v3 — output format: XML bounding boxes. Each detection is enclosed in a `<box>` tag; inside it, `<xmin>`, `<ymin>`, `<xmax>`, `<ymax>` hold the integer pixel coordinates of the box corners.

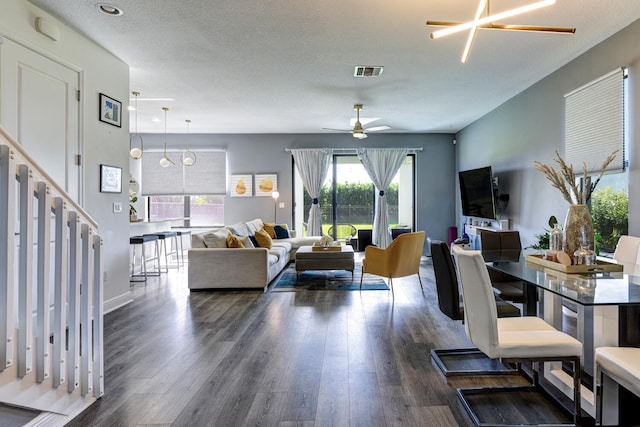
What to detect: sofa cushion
<box><xmin>226</xmin><ymin>233</ymin><xmax>245</xmax><ymax>248</ymax></box>
<box><xmin>280</xmin><ymin>236</ymin><xmax>322</xmax><ymax>250</ymax></box>
<box><xmin>272</xmin><ymin>241</ymin><xmax>292</xmax><ymax>252</ymax></box>
<box><xmin>191</xmin><ymin>233</ymin><xmax>207</xmax><ymax>248</ymax></box>
<box><xmin>274</xmin><ymin>225</ymin><xmax>290</xmax><ymax>239</ymax></box>
<box><xmin>269</xmin><ymin>245</ymin><xmax>287</xmax><ymax>261</ymax></box>
<box><xmin>254</xmin><ymin>229</ymin><xmax>273</xmax><ymax>248</ymax></box>
<box><xmin>245</xmin><ymin>218</ymin><xmax>264</xmax><ymax>235</ymax></box>
<box><xmin>227</xmin><ymin>222</ymin><xmax>249</xmax><ymax>237</ymax></box>
<box><xmin>267</xmin><ymin>254</ymin><xmax>279</xmax><ymax>266</ymax></box>
<box><xmin>202</xmin><ymin>229</ymin><xmax>230</xmax><ymax>248</ymax></box>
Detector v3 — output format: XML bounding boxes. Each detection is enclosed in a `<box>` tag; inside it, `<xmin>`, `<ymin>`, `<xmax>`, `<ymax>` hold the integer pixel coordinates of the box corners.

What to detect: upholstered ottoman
<box><xmin>295</xmin><ymin>245</ymin><xmax>355</xmax><ymax>278</ymax></box>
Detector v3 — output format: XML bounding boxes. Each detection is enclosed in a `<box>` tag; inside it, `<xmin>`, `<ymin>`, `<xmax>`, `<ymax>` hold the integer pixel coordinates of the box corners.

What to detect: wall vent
<box><xmin>354</xmin><ymin>66</ymin><xmax>383</xmax><ymax>77</ymax></box>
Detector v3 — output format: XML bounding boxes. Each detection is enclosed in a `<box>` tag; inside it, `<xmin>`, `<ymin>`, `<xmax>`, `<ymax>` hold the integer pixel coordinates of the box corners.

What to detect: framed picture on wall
<box><xmin>255</xmin><ymin>174</ymin><xmax>277</xmax><ymax>196</ymax></box>
<box><xmin>99</xmin><ymin>93</ymin><xmax>122</xmax><ymax>127</ymax></box>
<box><xmin>100</xmin><ymin>164</ymin><xmax>122</xmax><ymax>193</ymax></box>
<box><xmin>230</xmin><ymin>174</ymin><xmax>253</xmax><ymax>197</ymax></box>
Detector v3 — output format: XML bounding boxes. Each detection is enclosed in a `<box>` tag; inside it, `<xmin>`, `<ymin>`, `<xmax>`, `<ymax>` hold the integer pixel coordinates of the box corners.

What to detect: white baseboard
<box><xmin>103</xmin><ymin>291</ymin><xmax>133</xmax><ymax>314</ymax></box>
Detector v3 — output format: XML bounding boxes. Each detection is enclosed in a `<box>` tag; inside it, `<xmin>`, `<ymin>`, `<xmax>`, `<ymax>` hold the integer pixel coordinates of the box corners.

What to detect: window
<box><xmin>148</xmin><ymin>195</ymin><xmax>224</xmax><ymax>226</ymax></box>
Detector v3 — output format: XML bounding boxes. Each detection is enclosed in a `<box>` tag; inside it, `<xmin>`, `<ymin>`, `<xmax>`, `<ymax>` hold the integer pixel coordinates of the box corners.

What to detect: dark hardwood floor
<box><xmin>67</xmin><ymin>256</ymin><xmax>528</xmax><ymax>427</ymax></box>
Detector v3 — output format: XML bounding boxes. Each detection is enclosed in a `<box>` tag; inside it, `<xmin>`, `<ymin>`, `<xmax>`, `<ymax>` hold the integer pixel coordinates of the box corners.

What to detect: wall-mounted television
<box><xmin>458</xmin><ymin>166</ymin><xmax>497</xmax><ymax>220</ymax></box>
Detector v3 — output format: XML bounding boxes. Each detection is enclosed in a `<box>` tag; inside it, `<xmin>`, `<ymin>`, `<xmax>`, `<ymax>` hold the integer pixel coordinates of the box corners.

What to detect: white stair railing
<box><xmin>0</xmin><ymin>126</ymin><xmax>103</xmax><ymax>420</ymax></box>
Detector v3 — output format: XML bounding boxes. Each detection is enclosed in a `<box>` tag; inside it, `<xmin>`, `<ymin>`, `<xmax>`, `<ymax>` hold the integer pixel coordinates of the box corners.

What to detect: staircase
<box><xmin>0</xmin><ymin>126</ymin><xmax>104</xmax><ymax>425</ymax></box>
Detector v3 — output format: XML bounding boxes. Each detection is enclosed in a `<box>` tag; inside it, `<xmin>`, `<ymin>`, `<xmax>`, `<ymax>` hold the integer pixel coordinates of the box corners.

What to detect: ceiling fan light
<box><xmin>353</xmin><ymin>131</ymin><xmax>367</xmax><ymax>139</ymax></box>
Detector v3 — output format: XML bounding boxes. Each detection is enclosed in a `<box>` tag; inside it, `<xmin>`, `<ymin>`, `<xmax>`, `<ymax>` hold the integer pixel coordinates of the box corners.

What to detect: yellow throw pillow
<box><xmin>226</xmin><ymin>233</ymin><xmax>245</xmax><ymax>248</ymax></box>
<box><xmin>254</xmin><ymin>229</ymin><xmax>273</xmax><ymax>249</ymax></box>
<box><xmin>263</xmin><ymin>222</ymin><xmax>276</xmax><ymax>238</ymax></box>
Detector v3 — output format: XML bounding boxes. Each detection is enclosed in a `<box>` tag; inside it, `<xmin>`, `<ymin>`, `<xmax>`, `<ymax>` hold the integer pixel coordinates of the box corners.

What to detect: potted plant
<box><xmin>129</xmin><ymin>192</ymin><xmax>138</xmax><ymax>221</ymax></box>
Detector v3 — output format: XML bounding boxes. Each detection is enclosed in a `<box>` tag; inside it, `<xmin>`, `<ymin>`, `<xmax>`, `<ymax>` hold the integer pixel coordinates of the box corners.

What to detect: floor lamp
<box><xmin>272</xmin><ymin>191</ymin><xmax>279</xmax><ymax>222</ymax></box>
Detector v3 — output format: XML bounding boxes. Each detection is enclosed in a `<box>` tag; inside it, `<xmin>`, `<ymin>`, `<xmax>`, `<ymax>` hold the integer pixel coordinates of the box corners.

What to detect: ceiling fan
<box><xmin>324</xmin><ymin>104</ymin><xmax>391</xmax><ymax>139</ymax></box>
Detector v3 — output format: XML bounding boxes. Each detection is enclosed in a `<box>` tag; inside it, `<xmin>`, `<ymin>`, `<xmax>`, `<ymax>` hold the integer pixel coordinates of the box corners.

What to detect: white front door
<box><xmin>0</xmin><ymin>37</ymin><xmax>81</xmax><ymax>202</ymax></box>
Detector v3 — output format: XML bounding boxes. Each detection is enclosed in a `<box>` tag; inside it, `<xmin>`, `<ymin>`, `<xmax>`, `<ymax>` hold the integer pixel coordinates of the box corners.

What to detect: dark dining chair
<box><xmin>430</xmin><ymin>240</ymin><xmax>520</xmax><ymax>376</ymax></box>
<box><xmin>480</xmin><ymin>230</ymin><xmax>526</xmax><ymax>303</ymax></box>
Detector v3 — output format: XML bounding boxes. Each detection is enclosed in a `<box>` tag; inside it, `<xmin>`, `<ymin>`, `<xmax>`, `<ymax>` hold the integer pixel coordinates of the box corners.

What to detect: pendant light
<box><xmin>180</xmin><ymin>119</ymin><xmax>197</xmax><ymax>166</ymax></box>
<box><xmin>159</xmin><ymin>107</ymin><xmax>174</xmax><ymax>167</ymax></box>
<box><xmin>129</xmin><ymin>91</ymin><xmax>144</xmax><ymax>159</ymax></box>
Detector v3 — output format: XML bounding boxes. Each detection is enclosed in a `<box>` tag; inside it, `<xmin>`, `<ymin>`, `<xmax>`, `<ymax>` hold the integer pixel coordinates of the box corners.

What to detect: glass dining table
<box><xmin>482</xmin><ymin>249</ymin><xmax>640</xmax><ymax>424</ymax></box>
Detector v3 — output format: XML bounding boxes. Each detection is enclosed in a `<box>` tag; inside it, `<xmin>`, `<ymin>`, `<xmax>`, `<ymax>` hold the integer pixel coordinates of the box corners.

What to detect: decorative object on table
<box><xmin>312</xmin><ymin>241</ymin><xmax>341</xmax><ymax>252</ymax></box>
<box><xmin>573</xmin><ymin>227</ymin><xmax>597</xmax><ymax>265</ymax></box>
<box><xmin>99</xmin><ymin>93</ymin><xmax>121</xmax><ymax>127</ymax></box>
<box><xmin>180</xmin><ymin>119</ymin><xmax>197</xmax><ymax>166</ymax></box>
<box><xmin>129</xmin><ymin>91</ymin><xmax>143</xmax><ymax>159</ymax></box>
<box><xmin>534</xmin><ymin>149</ymin><xmax>618</xmax><ymax>258</ymax></box>
<box><xmin>525</xmin><ymin>253</ymin><xmax>622</xmax><ymax>273</ymax></box>
<box><xmin>230</xmin><ymin>174</ymin><xmax>252</xmax><ymax>197</ymax></box>
<box><xmin>99</xmin><ymin>164</ymin><xmax>122</xmax><ymax>193</ymax></box>
<box><xmin>319</xmin><ymin>235</ymin><xmax>333</xmax><ymax>248</ymax></box>
<box><xmin>255</xmin><ymin>174</ymin><xmax>277</xmax><ymax>196</ymax></box>
<box><xmin>549</xmin><ymin>222</ymin><xmax>563</xmax><ymax>251</ymax></box>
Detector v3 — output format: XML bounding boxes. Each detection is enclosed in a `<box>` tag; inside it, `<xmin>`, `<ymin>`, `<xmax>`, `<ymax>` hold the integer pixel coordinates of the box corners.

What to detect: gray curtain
<box><xmin>291</xmin><ymin>148</ymin><xmax>331</xmax><ymax>236</ymax></box>
<box><xmin>358</xmin><ymin>148</ymin><xmax>409</xmax><ymax>248</ymax></box>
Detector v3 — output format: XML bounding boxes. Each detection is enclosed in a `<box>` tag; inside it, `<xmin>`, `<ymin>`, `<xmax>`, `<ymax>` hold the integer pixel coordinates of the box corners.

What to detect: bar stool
<box><xmin>129</xmin><ymin>234</ymin><xmax>161</xmax><ymax>282</ymax></box>
<box><xmin>174</xmin><ymin>229</ymin><xmax>191</xmax><ymax>266</ymax></box>
<box><xmin>148</xmin><ymin>231</ymin><xmax>180</xmax><ymax>271</ymax></box>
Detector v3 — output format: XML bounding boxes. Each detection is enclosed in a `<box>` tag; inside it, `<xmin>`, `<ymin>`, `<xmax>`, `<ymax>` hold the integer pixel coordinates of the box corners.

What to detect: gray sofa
<box><xmin>188</xmin><ymin>218</ymin><xmax>321</xmax><ymax>291</ymax></box>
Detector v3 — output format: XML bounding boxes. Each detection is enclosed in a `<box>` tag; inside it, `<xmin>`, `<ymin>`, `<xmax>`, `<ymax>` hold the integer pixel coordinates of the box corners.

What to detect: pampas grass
<box><xmin>534</xmin><ymin>149</ymin><xmax>618</xmax><ymax>205</ymax></box>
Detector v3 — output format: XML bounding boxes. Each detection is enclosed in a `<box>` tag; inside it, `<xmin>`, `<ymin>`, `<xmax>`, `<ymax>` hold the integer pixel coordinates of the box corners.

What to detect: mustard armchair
<box><xmin>360</xmin><ymin>231</ymin><xmax>425</xmax><ymax>292</ymax></box>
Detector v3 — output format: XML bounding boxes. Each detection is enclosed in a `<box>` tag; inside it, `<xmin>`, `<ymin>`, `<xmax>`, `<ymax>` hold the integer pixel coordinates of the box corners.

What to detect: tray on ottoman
<box><xmin>312</xmin><ymin>242</ymin><xmax>342</xmax><ymax>251</ymax></box>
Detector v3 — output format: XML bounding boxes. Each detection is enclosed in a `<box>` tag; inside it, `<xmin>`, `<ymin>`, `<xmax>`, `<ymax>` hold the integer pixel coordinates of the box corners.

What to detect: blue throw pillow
<box><xmin>273</xmin><ymin>225</ymin><xmax>290</xmax><ymax>239</ymax></box>
<box><xmin>249</xmin><ymin>235</ymin><xmax>260</xmax><ymax>247</ymax></box>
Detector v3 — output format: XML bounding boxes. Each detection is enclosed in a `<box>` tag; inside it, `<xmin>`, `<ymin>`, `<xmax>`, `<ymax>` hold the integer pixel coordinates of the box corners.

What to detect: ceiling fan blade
<box><xmin>365</xmin><ymin>125</ymin><xmax>391</xmax><ymax>132</ymax></box>
<box><xmin>323</xmin><ymin>128</ymin><xmax>352</xmax><ymax>133</ymax></box>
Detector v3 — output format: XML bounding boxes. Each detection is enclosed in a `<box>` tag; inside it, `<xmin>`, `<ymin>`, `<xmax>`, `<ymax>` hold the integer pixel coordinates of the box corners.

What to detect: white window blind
<box><xmin>141</xmin><ymin>150</ymin><xmax>227</xmax><ymax>196</ymax></box>
<box><xmin>564</xmin><ymin>67</ymin><xmax>625</xmax><ymax>174</ymax></box>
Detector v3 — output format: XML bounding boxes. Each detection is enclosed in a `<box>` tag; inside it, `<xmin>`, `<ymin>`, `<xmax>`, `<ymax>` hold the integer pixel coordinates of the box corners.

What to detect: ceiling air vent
<box><xmin>354</xmin><ymin>66</ymin><xmax>383</xmax><ymax>77</ymax></box>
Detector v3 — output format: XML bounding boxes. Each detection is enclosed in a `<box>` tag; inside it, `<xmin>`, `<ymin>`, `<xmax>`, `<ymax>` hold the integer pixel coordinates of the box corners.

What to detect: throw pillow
<box><xmin>249</xmin><ymin>235</ymin><xmax>260</xmax><ymax>247</ymax></box>
<box><xmin>226</xmin><ymin>233</ymin><xmax>245</xmax><ymax>248</ymax></box>
<box><xmin>273</xmin><ymin>224</ymin><xmax>290</xmax><ymax>239</ymax></box>
<box><xmin>240</xmin><ymin>235</ymin><xmax>255</xmax><ymax>248</ymax></box>
<box><xmin>202</xmin><ymin>229</ymin><xmax>229</xmax><ymax>248</ymax></box>
<box><xmin>263</xmin><ymin>222</ymin><xmax>276</xmax><ymax>238</ymax></box>
<box><xmin>254</xmin><ymin>229</ymin><xmax>273</xmax><ymax>249</ymax></box>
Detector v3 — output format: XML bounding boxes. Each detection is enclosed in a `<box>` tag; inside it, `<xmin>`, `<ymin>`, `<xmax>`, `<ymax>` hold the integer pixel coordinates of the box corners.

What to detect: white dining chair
<box><xmin>595</xmin><ymin>346</ymin><xmax>640</xmax><ymax>426</ymax></box>
<box><xmin>452</xmin><ymin>247</ymin><xmax>583</xmax><ymax>426</ymax></box>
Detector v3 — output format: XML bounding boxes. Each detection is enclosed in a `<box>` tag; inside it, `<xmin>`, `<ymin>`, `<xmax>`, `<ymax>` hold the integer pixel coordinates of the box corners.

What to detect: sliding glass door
<box><xmin>294</xmin><ymin>154</ymin><xmax>415</xmax><ymax>240</ymax></box>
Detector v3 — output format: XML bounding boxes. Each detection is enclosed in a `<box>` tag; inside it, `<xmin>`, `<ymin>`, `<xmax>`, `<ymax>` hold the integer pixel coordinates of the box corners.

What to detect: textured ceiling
<box><xmin>26</xmin><ymin>0</ymin><xmax>640</xmax><ymax>134</ymax></box>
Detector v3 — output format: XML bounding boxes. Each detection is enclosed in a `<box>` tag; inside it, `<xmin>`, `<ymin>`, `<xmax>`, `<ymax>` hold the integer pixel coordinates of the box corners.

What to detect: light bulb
<box><xmin>183</xmin><ymin>156</ymin><xmax>195</xmax><ymax>166</ymax></box>
<box><xmin>130</xmin><ymin>147</ymin><xmax>142</xmax><ymax>159</ymax></box>
<box><xmin>159</xmin><ymin>157</ymin><xmax>171</xmax><ymax>168</ymax></box>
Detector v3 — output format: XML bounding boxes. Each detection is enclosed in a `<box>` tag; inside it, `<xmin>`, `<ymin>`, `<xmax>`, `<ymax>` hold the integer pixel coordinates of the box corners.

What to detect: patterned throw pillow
<box><xmin>226</xmin><ymin>233</ymin><xmax>245</xmax><ymax>248</ymax></box>
<box><xmin>254</xmin><ymin>229</ymin><xmax>273</xmax><ymax>249</ymax></box>
<box><xmin>273</xmin><ymin>224</ymin><xmax>289</xmax><ymax>239</ymax></box>
<box><xmin>240</xmin><ymin>235</ymin><xmax>255</xmax><ymax>248</ymax></box>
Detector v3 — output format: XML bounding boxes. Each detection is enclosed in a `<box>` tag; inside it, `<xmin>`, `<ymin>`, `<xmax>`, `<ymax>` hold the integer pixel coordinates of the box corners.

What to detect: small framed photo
<box><xmin>255</xmin><ymin>174</ymin><xmax>277</xmax><ymax>196</ymax></box>
<box><xmin>99</xmin><ymin>93</ymin><xmax>122</xmax><ymax>127</ymax></box>
<box><xmin>100</xmin><ymin>164</ymin><xmax>122</xmax><ymax>193</ymax></box>
<box><xmin>230</xmin><ymin>174</ymin><xmax>253</xmax><ymax>197</ymax></box>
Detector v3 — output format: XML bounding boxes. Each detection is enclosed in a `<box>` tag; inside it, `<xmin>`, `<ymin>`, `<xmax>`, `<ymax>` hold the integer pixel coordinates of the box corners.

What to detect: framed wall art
<box><xmin>255</xmin><ymin>174</ymin><xmax>277</xmax><ymax>196</ymax></box>
<box><xmin>100</xmin><ymin>164</ymin><xmax>122</xmax><ymax>193</ymax></box>
<box><xmin>99</xmin><ymin>93</ymin><xmax>122</xmax><ymax>127</ymax></box>
<box><xmin>230</xmin><ymin>174</ymin><xmax>253</xmax><ymax>197</ymax></box>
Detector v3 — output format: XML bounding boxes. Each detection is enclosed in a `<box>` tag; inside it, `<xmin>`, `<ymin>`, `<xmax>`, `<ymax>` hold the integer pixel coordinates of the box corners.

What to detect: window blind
<box><xmin>564</xmin><ymin>67</ymin><xmax>625</xmax><ymax>174</ymax></box>
<box><xmin>141</xmin><ymin>150</ymin><xmax>227</xmax><ymax>196</ymax></box>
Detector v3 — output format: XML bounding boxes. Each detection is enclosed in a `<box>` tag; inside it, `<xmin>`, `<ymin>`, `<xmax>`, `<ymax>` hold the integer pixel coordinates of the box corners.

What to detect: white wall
<box><xmin>1</xmin><ymin>0</ymin><xmax>131</xmax><ymax>312</ymax></box>
<box><xmin>456</xmin><ymin>18</ymin><xmax>640</xmax><ymax>247</ymax></box>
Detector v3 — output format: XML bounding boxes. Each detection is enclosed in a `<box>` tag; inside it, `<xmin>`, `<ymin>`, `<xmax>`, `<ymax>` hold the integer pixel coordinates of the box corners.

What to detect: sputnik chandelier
<box><xmin>426</xmin><ymin>0</ymin><xmax>575</xmax><ymax>63</ymax></box>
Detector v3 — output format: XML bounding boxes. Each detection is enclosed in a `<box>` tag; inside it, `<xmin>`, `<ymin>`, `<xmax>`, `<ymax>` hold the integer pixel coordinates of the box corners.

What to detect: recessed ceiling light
<box><xmin>97</xmin><ymin>4</ymin><xmax>123</xmax><ymax>16</ymax></box>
